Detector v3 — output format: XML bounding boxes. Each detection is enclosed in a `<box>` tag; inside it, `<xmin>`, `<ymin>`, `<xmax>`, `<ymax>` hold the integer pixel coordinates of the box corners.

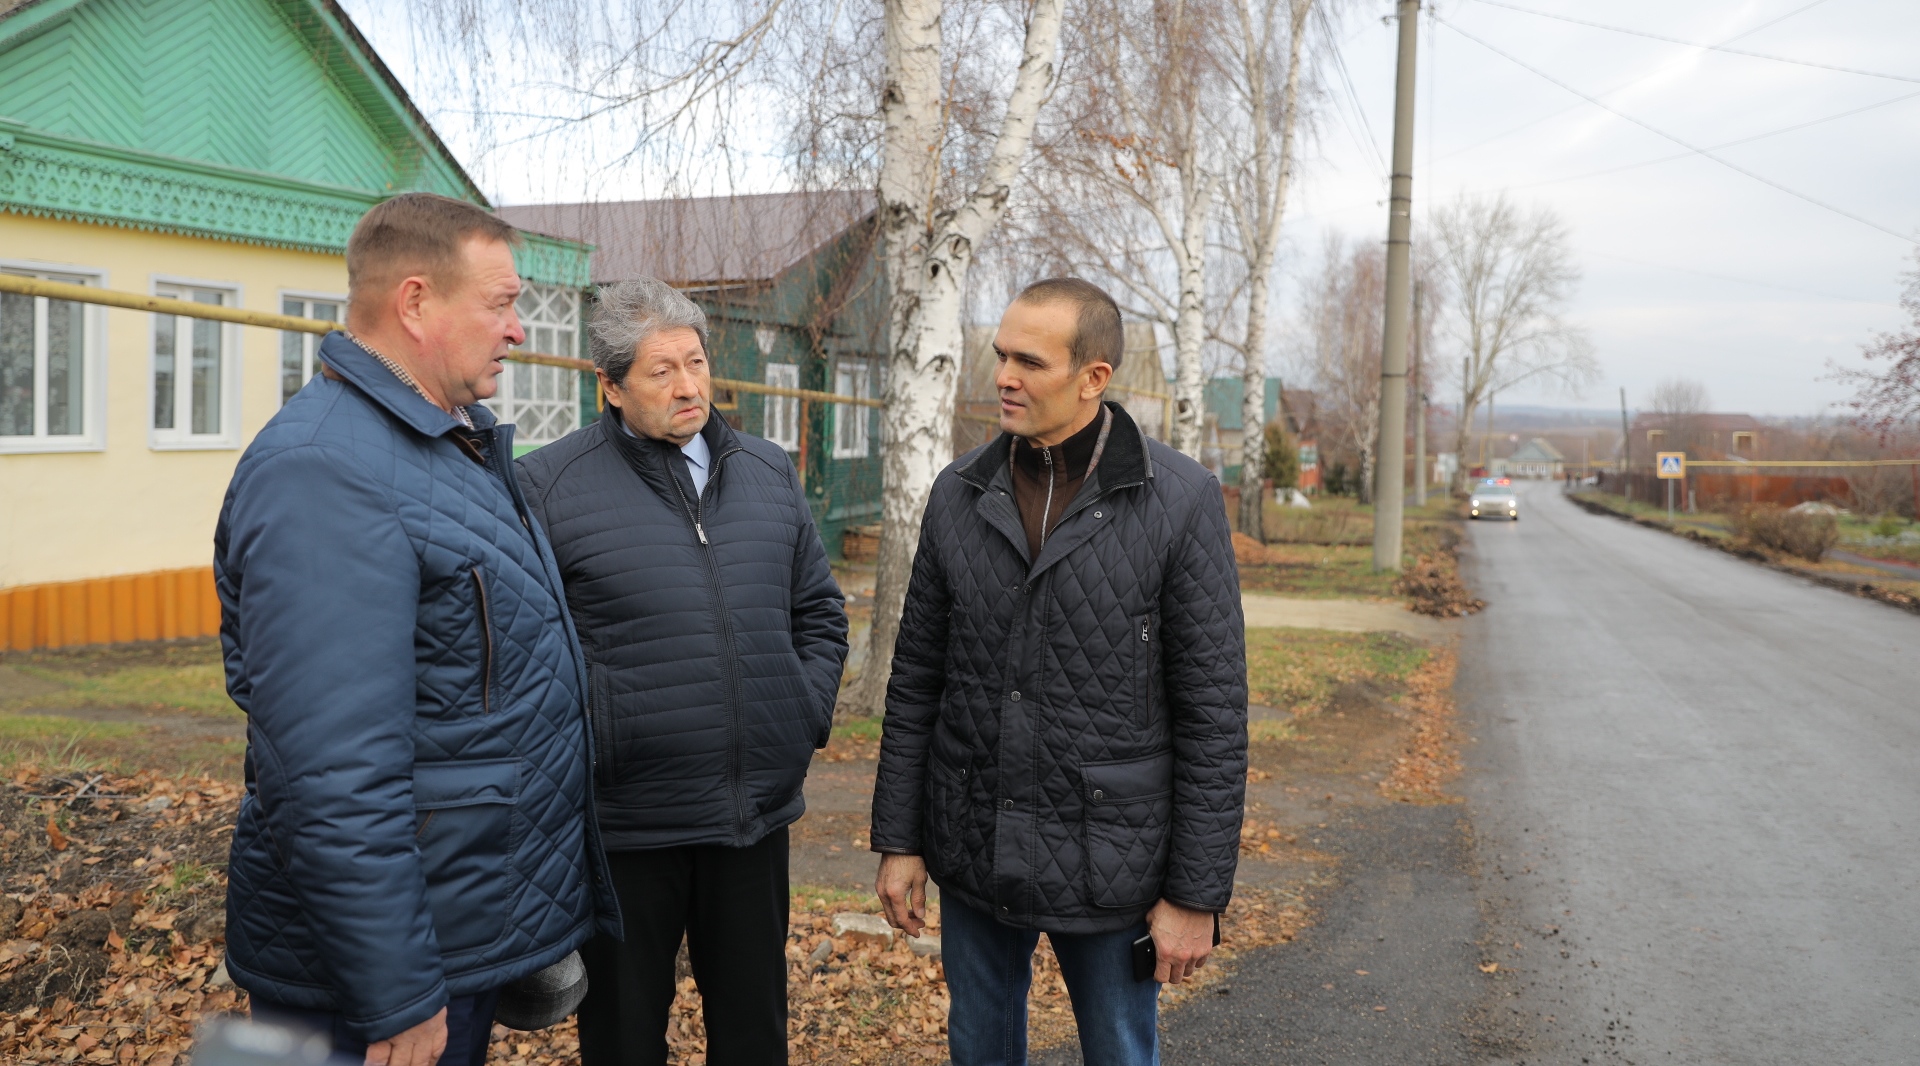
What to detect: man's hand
<box><xmin>364</xmin><ymin>1008</ymin><xmax>447</xmax><ymax>1066</ymax></box>
<box><xmin>875</xmin><ymin>854</ymin><xmax>929</xmax><ymax>938</ymax></box>
<box><xmin>1147</xmin><ymin>899</ymin><xmax>1216</xmax><ymax>984</ymax></box>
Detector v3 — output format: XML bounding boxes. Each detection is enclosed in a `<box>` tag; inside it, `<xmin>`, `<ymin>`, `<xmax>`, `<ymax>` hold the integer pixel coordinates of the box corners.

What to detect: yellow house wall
<box><xmin>1</xmin><ymin>213</ymin><xmax>347</xmax><ymax>588</ymax></box>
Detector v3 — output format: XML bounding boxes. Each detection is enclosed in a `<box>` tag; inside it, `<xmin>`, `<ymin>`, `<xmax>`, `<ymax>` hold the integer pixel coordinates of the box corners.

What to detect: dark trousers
<box><xmin>250</xmin><ymin>990</ymin><xmax>499</xmax><ymax>1066</ymax></box>
<box><xmin>578</xmin><ymin>826</ymin><xmax>789</xmax><ymax>1066</ymax></box>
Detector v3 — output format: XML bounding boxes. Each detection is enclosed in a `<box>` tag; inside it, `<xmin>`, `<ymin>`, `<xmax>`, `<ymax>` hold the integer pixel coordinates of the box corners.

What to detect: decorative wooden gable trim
<box><xmin>0</xmin><ymin>0</ymin><xmax>592</xmax><ymax>286</ymax></box>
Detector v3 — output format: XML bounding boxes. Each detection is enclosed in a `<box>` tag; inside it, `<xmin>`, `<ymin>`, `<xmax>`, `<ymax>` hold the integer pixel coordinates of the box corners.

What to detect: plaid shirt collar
<box><xmin>344</xmin><ymin>331</ymin><xmax>475</xmax><ymax>430</ymax></box>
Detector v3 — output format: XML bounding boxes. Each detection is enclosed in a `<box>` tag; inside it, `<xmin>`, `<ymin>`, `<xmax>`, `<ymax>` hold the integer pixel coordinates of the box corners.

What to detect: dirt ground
<box><xmin>0</xmin><ymin>557</ymin><xmax>1467</xmax><ymax>1065</ymax></box>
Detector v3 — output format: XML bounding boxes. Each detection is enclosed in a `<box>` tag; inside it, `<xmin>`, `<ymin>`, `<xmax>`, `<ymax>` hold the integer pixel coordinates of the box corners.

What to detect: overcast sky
<box><xmin>344</xmin><ymin>0</ymin><xmax>1919</xmax><ymax>417</ymax></box>
<box><xmin>1291</xmin><ymin>0</ymin><xmax>1919</xmax><ymax>416</ymax></box>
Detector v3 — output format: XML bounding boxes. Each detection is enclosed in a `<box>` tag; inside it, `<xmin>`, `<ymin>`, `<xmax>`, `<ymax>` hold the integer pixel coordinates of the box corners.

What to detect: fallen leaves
<box><xmin>1393</xmin><ymin>553</ymin><xmax>1485</xmax><ymax>618</ymax></box>
<box><xmin>1377</xmin><ymin>650</ymin><xmax>1464</xmax><ymax>804</ymax></box>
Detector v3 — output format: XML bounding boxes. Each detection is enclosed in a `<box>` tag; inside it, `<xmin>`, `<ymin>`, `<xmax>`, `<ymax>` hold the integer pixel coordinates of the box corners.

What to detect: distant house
<box><xmin>0</xmin><ymin>0</ymin><xmax>592</xmax><ymax>650</ymax></box>
<box><xmin>1502</xmin><ymin>437</ymin><xmax>1566</xmax><ymax>479</ymax></box>
<box><xmin>1201</xmin><ymin>377</ymin><xmax>1318</xmax><ymax>490</ymax></box>
<box><xmin>1629</xmin><ymin>413</ymin><xmax>1766</xmax><ymax>462</ymax></box>
<box><xmin>500</xmin><ymin>192</ymin><xmax>887</xmax><ymax>556</ymax></box>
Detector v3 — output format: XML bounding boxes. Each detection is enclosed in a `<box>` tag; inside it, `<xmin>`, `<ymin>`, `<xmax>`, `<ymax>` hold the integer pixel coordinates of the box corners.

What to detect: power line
<box><xmin>1465</xmin><ymin>0</ymin><xmax>1920</xmax><ymax>85</ymax></box>
<box><xmin>1434</xmin><ymin>14</ymin><xmax>1918</xmax><ymax>245</ymax></box>
<box><xmin>1507</xmin><ymin>88</ymin><xmax>1920</xmax><ymax>192</ymax></box>
<box><xmin>1317</xmin><ymin>3</ymin><xmax>1390</xmax><ymax>180</ymax></box>
<box><xmin>1434</xmin><ymin>0</ymin><xmax>1837</xmax><ymax>163</ymax></box>
<box><xmin>1584</xmin><ymin>249</ymin><xmax>1886</xmax><ymax>304</ymax></box>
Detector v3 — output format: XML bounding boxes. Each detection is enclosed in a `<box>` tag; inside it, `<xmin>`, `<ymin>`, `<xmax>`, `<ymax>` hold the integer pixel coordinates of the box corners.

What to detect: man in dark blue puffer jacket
<box><xmin>215</xmin><ymin>194</ymin><xmax>617</xmax><ymax>1066</ymax></box>
<box><xmin>515</xmin><ymin>276</ymin><xmax>848</xmax><ymax>1066</ymax></box>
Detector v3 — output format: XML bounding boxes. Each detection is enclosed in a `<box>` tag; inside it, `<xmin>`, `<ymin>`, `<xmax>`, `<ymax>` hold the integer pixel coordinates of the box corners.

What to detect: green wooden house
<box><xmin>503</xmin><ymin>192</ymin><xmax>889</xmax><ymax>557</ymax></box>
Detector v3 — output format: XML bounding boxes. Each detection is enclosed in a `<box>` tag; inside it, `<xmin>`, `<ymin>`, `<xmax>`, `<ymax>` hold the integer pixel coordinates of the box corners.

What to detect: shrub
<box><xmin>1262</xmin><ymin>421</ymin><xmax>1301</xmax><ymax>492</ymax></box>
<box><xmin>1734</xmin><ymin>504</ymin><xmax>1840</xmax><ymax>561</ymax></box>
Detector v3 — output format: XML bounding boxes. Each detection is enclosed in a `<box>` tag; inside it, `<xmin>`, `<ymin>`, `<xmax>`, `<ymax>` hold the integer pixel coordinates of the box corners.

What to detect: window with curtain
<box><xmin>764</xmin><ymin>363</ymin><xmax>799</xmax><ymax>452</ymax></box>
<box><xmin>0</xmin><ymin>268</ymin><xmax>97</xmax><ymax>452</ymax></box>
<box><xmin>279</xmin><ymin>295</ymin><xmax>343</xmax><ymax>405</ymax></box>
<box><xmin>152</xmin><ymin>284</ymin><xmax>237</xmax><ymax>447</ymax></box>
<box><xmin>832</xmin><ymin>358</ymin><xmax>871</xmax><ymax>459</ymax></box>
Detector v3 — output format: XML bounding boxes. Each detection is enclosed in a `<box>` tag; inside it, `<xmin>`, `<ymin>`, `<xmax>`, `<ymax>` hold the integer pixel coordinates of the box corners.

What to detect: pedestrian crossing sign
<box><xmin>1657</xmin><ymin>452</ymin><xmax>1686</xmax><ymax>479</ymax></box>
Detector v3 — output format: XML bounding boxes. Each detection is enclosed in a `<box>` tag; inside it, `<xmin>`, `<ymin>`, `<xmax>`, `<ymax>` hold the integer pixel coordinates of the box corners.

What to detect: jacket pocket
<box><xmin>923</xmin><ymin>757</ymin><xmax>970</xmax><ymax>880</ymax></box>
<box><xmin>469</xmin><ymin>567</ymin><xmax>494</xmax><ymax>715</ymax></box>
<box><xmin>414</xmin><ymin>758</ymin><xmax>520</xmax><ymax>956</ymax></box>
<box><xmin>587</xmin><ymin>662</ymin><xmax>615</xmax><ymax>788</ymax></box>
<box><xmin>1080</xmin><ymin>750</ymin><xmax>1174</xmax><ymax>909</ymax></box>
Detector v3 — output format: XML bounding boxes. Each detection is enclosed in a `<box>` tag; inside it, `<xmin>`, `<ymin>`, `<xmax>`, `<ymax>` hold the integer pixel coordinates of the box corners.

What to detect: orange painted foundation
<box><xmin>0</xmin><ymin>568</ymin><xmax>221</xmax><ymax>651</ymax></box>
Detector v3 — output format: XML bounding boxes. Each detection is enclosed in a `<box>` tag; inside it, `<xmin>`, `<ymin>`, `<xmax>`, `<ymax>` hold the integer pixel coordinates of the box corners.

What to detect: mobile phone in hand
<box><xmin>1131</xmin><ymin>933</ymin><xmax>1156</xmax><ymax>982</ymax></box>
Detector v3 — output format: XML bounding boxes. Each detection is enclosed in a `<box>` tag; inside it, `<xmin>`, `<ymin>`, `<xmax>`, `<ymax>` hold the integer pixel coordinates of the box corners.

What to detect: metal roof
<box><xmin>500</xmin><ymin>191</ymin><xmax>874</xmax><ymax>287</ymax></box>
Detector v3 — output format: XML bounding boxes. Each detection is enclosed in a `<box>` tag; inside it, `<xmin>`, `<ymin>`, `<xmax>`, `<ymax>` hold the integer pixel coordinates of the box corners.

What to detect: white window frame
<box><xmin>149</xmin><ymin>275</ymin><xmax>243</xmax><ymax>451</ymax></box>
<box><xmin>764</xmin><ymin>362</ymin><xmax>800</xmax><ymax>452</ymax></box>
<box><xmin>832</xmin><ymin>357</ymin><xmax>872</xmax><ymax>459</ymax></box>
<box><xmin>276</xmin><ymin>290</ymin><xmax>346</xmax><ymax>407</ymax></box>
<box><xmin>0</xmin><ymin>259</ymin><xmax>107</xmax><ymax>454</ymax></box>
<box><xmin>488</xmin><ymin>282</ymin><xmax>581</xmax><ymax>448</ymax></box>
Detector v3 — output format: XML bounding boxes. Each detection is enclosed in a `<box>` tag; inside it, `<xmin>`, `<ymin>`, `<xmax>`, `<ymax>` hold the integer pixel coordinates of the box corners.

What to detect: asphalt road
<box><xmin>1079</xmin><ymin>484</ymin><xmax>1920</xmax><ymax>1066</ymax></box>
<box><xmin>1460</xmin><ymin>483</ymin><xmax>1920</xmax><ymax>1064</ymax></box>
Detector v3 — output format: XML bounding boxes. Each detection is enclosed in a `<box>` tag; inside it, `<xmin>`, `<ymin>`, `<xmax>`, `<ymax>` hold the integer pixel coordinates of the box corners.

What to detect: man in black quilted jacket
<box><xmin>515</xmin><ymin>277</ymin><xmax>849</xmax><ymax>1066</ymax></box>
<box><xmin>871</xmin><ymin>278</ymin><xmax>1248</xmax><ymax>1066</ymax></box>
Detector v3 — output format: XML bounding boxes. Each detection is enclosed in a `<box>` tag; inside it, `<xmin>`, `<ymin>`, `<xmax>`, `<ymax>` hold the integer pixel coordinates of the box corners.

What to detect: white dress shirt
<box><xmin>621</xmin><ymin>417</ymin><xmax>711</xmax><ymax>496</ymax></box>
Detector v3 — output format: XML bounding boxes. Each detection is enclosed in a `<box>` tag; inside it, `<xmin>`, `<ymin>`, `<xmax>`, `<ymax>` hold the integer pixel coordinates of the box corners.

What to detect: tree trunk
<box><xmin>1234</xmin><ymin>0</ymin><xmax>1309</xmax><ymax>539</ymax></box>
<box><xmin>845</xmin><ymin>0</ymin><xmax>1063</xmax><ymax>719</ymax></box>
<box><xmin>1170</xmin><ymin>168</ymin><xmax>1213</xmax><ymax>459</ymax></box>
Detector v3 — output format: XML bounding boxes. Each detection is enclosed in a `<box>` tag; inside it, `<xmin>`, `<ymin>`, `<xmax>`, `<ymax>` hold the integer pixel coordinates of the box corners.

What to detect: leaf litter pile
<box><xmin>0</xmin><ymin>764</ymin><xmax>1324</xmax><ymax>1066</ymax></box>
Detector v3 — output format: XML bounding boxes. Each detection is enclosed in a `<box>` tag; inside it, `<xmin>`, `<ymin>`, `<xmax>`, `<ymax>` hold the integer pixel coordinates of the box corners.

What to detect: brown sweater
<box><xmin>1009</xmin><ymin>406</ymin><xmax>1113</xmax><ymax>560</ymax></box>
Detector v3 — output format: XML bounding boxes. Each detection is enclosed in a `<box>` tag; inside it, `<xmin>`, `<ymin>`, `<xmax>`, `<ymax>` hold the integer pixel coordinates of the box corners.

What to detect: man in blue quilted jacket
<box><xmin>872</xmin><ymin>278</ymin><xmax>1248</xmax><ymax>1066</ymax></box>
<box><xmin>215</xmin><ymin>193</ymin><xmax>617</xmax><ymax>1066</ymax></box>
<box><xmin>515</xmin><ymin>277</ymin><xmax>848</xmax><ymax>1066</ymax></box>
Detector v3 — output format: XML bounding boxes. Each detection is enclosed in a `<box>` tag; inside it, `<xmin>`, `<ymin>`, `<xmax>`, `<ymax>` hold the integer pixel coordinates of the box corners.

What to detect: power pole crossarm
<box><xmin>1373</xmin><ymin>0</ymin><xmax>1420</xmax><ymax>573</ymax></box>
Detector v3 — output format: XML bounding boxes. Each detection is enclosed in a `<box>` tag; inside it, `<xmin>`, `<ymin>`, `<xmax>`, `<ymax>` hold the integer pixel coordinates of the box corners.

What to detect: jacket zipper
<box><xmin>669</xmin><ymin>448</ymin><xmax>751</xmax><ymax>841</ymax></box>
<box><xmin>1136</xmin><ymin>615</ymin><xmax>1153</xmax><ymax>730</ymax></box>
<box><xmin>470</xmin><ymin>566</ymin><xmax>494</xmax><ymax>715</ymax></box>
<box><xmin>1038</xmin><ymin>446</ymin><xmax>1055</xmax><ymax>550</ymax></box>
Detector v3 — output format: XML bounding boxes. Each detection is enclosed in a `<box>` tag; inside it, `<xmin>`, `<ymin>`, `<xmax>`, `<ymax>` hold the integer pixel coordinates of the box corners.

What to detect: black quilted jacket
<box><xmin>516</xmin><ymin>409</ymin><xmax>848</xmax><ymax>851</ymax></box>
<box><xmin>871</xmin><ymin>402</ymin><xmax>1247</xmax><ymax>934</ymax></box>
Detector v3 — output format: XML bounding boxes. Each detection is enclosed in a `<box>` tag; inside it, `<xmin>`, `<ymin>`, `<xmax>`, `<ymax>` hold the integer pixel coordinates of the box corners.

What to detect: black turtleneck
<box><xmin>1009</xmin><ymin>405</ymin><xmax>1111</xmax><ymax>561</ymax></box>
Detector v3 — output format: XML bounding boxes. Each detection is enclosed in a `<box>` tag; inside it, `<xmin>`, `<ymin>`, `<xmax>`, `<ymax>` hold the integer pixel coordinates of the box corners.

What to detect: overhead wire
<box><xmin>1315</xmin><ymin>3</ymin><xmax>1390</xmax><ymax>181</ymax></box>
<box><xmin>1433</xmin><ymin>13</ymin><xmax>1918</xmax><ymax>245</ymax></box>
<box><xmin>1435</xmin><ymin>0</ymin><xmax>1839</xmax><ymax>162</ymax></box>
<box><xmin>1506</xmin><ymin>88</ymin><xmax>1920</xmax><ymax>192</ymax></box>
<box><xmin>1465</xmin><ymin>0</ymin><xmax>1920</xmax><ymax>85</ymax></box>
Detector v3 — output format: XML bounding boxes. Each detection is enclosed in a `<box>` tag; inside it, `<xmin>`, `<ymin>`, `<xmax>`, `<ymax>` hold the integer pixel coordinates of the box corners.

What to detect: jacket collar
<box><xmin>599</xmin><ymin>403</ymin><xmax>741</xmax><ymax>502</ymax></box>
<box><xmin>957</xmin><ymin>399</ymin><xmax>1152</xmax><ymax>496</ymax></box>
<box><xmin>316</xmin><ymin>331</ymin><xmax>496</xmax><ymax>437</ymax></box>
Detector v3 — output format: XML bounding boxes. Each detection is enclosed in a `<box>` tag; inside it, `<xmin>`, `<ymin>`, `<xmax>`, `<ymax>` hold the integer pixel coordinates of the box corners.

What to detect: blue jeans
<box><xmin>942</xmin><ymin>898</ymin><xmax>1159</xmax><ymax>1066</ymax></box>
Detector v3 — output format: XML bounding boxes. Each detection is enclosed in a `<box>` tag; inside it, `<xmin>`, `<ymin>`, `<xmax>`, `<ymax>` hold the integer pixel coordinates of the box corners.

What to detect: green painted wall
<box><xmin>693</xmin><ymin>218</ymin><xmax>887</xmax><ymax>559</ymax></box>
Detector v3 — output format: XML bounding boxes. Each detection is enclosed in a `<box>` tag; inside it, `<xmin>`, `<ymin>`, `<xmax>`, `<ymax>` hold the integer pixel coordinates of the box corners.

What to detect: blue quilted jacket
<box><xmin>214</xmin><ymin>333</ymin><xmax>618</xmax><ymax>1041</ymax></box>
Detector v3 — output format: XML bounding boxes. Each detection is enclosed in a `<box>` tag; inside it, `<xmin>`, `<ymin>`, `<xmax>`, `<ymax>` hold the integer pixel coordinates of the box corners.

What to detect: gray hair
<box><xmin>589</xmin><ymin>276</ymin><xmax>710</xmax><ymax>384</ymax></box>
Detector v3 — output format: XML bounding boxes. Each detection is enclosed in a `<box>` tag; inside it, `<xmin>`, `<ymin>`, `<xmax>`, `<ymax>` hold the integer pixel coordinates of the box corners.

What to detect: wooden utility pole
<box><xmin>1372</xmin><ymin>0</ymin><xmax>1420</xmax><ymax>572</ymax></box>
<box><xmin>1412</xmin><ymin>281</ymin><xmax>1426</xmax><ymax>507</ymax></box>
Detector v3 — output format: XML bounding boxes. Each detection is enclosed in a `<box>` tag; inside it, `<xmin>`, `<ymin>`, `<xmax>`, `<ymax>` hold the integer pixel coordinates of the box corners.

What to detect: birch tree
<box><xmin>1304</xmin><ymin>234</ymin><xmax>1385</xmax><ymax>502</ymax></box>
<box><xmin>1220</xmin><ymin>0</ymin><xmax>1313</xmax><ymax>538</ymax></box>
<box><xmin>1432</xmin><ymin>193</ymin><xmax>1596</xmax><ymax>492</ymax></box>
<box><xmin>845</xmin><ymin>0</ymin><xmax>1066</xmax><ymax>717</ymax></box>
<box><xmin>1025</xmin><ymin>0</ymin><xmax>1226</xmax><ymax>460</ymax></box>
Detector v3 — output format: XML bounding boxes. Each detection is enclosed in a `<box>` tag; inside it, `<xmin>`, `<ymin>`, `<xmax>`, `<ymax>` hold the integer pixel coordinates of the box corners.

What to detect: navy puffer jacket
<box><xmin>514</xmin><ymin>409</ymin><xmax>848</xmax><ymax>851</ymax></box>
<box><xmin>871</xmin><ymin>402</ymin><xmax>1247</xmax><ymax>934</ymax></box>
<box><xmin>214</xmin><ymin>334</ymin><xmax>617</xmax><ymax>1041</ymax></box>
